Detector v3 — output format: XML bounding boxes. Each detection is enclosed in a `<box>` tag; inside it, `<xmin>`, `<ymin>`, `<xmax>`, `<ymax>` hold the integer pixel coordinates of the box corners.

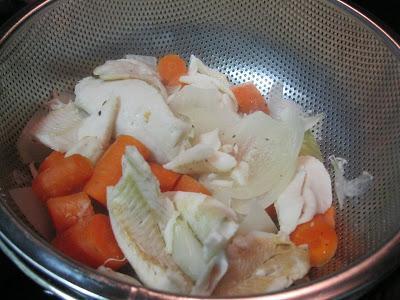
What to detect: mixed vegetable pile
<box><xmin>13</xmin><ymin>54</ymin><xmax>373</xmax><ymax>296</ymax></box>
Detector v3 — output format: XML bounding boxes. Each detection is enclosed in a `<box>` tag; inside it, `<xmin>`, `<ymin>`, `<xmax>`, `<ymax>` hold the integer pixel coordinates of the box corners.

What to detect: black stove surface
<box><xmin>0</xmin><ymin>0</ymin><xmax>399</xmax><ymax>299</ymax></box>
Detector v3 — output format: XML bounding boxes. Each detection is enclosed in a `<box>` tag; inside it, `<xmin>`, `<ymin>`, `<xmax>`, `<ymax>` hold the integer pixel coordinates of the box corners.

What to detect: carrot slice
<box><xmin>38</xmin><ymin>151</ymin><xmax>65</xmax><ymax>173</ymax></box>
<box><xmin>231</xmin><ymin>82</ymin><xmax>269</xmax><ymax>114</ymax></box>
<box><xmin>149</xmin><ymin>163</ymin><xmax>182</xmax><ymax>192</ymax></box>
<box><xmin>52</xmin><ymin>214</ymin><xmax>125</xmax><ymax>270</ymax></box>
<box><xmin>157</xmin><ymin>54</ymin><xmax>187</xmax><ymax>87</ymax></box>
<box><xmin>32</xmin><ymin>154</ymin><xmax>93</xmax><ymax>202</ymax></box>
<box><xmin>84</xmin><ymin>135</ymin><xmax>151</xmax><ymax>206</ymax></box>
<box><xmin>290</xmin><ymin>213</ymin><xmax>338</xmax><ymax>267</ymax></box>
<box><xmin>173</xmin><ymin>175</ymin><xmax>211</xmax><ymax>196</ymax></box>
<box><xmin>47</xmin><ymin>192</ymin><xmax>94</xmax><ymax>232</ymax></box>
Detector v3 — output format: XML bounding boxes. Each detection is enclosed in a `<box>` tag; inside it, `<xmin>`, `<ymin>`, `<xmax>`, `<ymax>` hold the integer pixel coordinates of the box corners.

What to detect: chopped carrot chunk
<box><xmin>231</xmin><ymin>82</ymin><xmax>269</xmax><ymax>114</ymax></box>
<box><xmin>157</xmin><ymin>54</ymin><xmax>187</xmax><ymax>87</ymax></box>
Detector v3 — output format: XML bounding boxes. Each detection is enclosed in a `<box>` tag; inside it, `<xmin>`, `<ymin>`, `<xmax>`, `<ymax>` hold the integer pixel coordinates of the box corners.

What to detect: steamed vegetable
<box><xmin>290</xmin><ymin>209</ymin><xmax>338</xmax><ymax>267</ymax></box>
<box><xmin>231</xmin><ymin>82</ymin><xmax>269</xmax><ymax>114</ymax></box>
<box><xmin>85</xmin><ymin>135</ymin><xmax>151</xmax><ymax>206</ymax></box>
<box><xmin>16</xmin><ymin>53</ymin><xmax>346</xmax><ymax>295</ymax></box>
<box><xmin>173</xmin><ymin>175</ymin><xmax>211</xmax><ymax>195</ymax></box>
<box><xmin>168</xmin><ymin>85</ymin><xmax>241</xmax><ymax>140</ymax></box>
<box><xmin>47</xmin><ymin>192</ymin><xmax>94</xmax><ymax>232</ymax></box>
<box><xmin>32</xmin><ymin>154</ymin><xmax>93</xmax><ymax>202</ymax></box>
<box><xmin>225</xmin><ymin>110</ymin><xmax>304</xmax><ymax>202</ymax></box>
<box><xmin>181</xmin><ymin>55</ymin><xmax>236</xmax><ymax>103</ymax></box>
<box><xmin>157</xmin><ymin>54</ymin><xmax>188</xmax><ymax>87</ymax></box>
<box><xmin>164</xmin><ymin>130</ymin><xmax>237</xmax><ymax>175</ymax></box>
<box><xmin>267</xmin><ymin>83</ymin><xmax>322</xmax><ymax>131</ymax></box>
<box><xmin>149</xmin><ymin>162</ymin><xmax>182</xmax><ymax>192</ymax></box>
<box><xmin>53</xmin><ymin>214</ymin><xmax>126</xmax><ymax>270</ymax></box>
<box><xmin>38</xmin><ymin>151</ymin><xmax>64</xmax><ymax>173</ymax></box>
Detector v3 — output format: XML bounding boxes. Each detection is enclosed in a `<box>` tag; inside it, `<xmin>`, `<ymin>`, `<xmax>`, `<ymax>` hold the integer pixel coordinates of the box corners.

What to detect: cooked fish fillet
<box><xmin>213</xmin><ymin>231</ymin><xmax>310</xmax><ymax>296</ymax></box>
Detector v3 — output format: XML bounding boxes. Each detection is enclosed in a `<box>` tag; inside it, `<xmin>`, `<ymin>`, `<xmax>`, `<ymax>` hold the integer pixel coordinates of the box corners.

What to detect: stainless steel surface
<box><xmin>0</xmin><ymin>0</ymin><xmax>400</xmax><ymax>299</ymax></box>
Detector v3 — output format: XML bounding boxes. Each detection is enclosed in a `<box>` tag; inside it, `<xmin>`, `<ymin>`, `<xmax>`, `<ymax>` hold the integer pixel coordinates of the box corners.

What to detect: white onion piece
<box><xmin>188</xmin><ymin>55</ymin><xmax>229</xmax><ymax>84</ymax></box>
<box><xmin>185</xmin><ymin>55</ymin><xmax>235</xmax><ymax>100</ymax></box>
<box><xmin>198</xmin><ymin>129</ymin><xmax>221</xmax><ymax>151</ymax></box>
<box><xmin>224</xmin><ymin>111</ymin><xmax>304</xmax><ymax>201</ymax></box>
<box><xmin>268</xmin><ymin>83</ymin><xmax>322</xmax><ymax>131</ymax></box>
<box><xmin>168</xmin><ymin>85</ymin><xmax>241</xmax><ymax>142</ymax></box>
<box><xmin>180</xmin><ymin>74</ymin><xmax>234</xmax><ymax>102</ymax></box>
<box><xmin>208</xmin><ymin>152</ymin><xmax>237</xmax><ymax>173</ymax></box>
<box><xmin>164</xmin><ymin>143</ymin><xmax>215</xmax><ymax>174</ymax></box>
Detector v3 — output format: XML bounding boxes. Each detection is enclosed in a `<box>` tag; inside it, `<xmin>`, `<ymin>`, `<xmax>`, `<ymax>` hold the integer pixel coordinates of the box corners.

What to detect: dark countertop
<box><xmin>0</xmin><ymin>0</ymin><xmax>399</xmax><ymax>299</ymax></box>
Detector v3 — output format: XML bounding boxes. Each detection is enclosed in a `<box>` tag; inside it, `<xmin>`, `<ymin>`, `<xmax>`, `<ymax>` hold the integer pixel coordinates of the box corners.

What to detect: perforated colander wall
<box><xmin>0</xmin><ymin>0</ymin><xmax>400</xmax><ymax>290</ymax></box>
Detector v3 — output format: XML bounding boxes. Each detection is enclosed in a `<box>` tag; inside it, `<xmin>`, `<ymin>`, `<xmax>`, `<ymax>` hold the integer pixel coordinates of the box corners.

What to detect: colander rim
<box><xmin>0</xmin><ymin>0</ymin><xmax>400</xmax><ymax>299</ymax></box>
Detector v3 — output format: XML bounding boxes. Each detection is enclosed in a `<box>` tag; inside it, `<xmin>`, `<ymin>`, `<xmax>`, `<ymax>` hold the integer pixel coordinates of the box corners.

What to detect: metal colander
<box><xmin>0</xmin><ymin>0</ymin><xmax>400</xmax><ymax>299</ymax></box>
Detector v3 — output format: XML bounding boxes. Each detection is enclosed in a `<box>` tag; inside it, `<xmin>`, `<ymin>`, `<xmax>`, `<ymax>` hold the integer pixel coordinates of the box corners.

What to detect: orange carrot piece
<box><xmin>290</xmin><ymin>214</ymin><xmax>338</xmax><ymax>267</ymax></box>
<box><xmin>149</xmin><ymin>163</ymin><xmax>182</xmax><ymax>192</ymax></box>
<box><xmin>52</xmin><ymin>214</ymin><xmax>126</xmax><ymax>270</ymax></box>
<box><xmin>32</xmin><ymin>154</ymin><xmax>93</xmax><ymax>202</ymax></box>
<box><xmin>47</xmin><ymin>192</ymin><xmax>94</xmax><ymax>233</ymax></box>
<box><xmin>84</xmin><ymin>135</ymin><xmax>151</xmax><ymax>206</ymax></box>
<box><xmin>157</xmin><ymin>54</ymin><xmax>187</xmax><ymax>87</ymax></box>
<box><xmin>323</xmin><ymin>206</ymin><xmax>336</xmax><ymax>229</ymax></box>
<box><xmin>231</xmin><ymin>82</ymin><xmax>269</xmax><ymax>114</ymax></box>
<box><xmin>38</xmin><ymin>151</ymin><xmax>65</xmax><ymax>173</ymax></box>
<box><xmin>173</xmin><ymin>175</ymin><xmax>211</xmax><ymax>196</ymax></box>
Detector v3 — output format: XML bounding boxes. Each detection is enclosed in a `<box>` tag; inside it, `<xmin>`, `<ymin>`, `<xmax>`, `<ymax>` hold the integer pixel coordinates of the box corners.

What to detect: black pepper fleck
<box><xmin>232</xmin><ymin>134</ymin><xmax>236</xmax><ymax>138</ymax></box>
<box><xmin>98</xmin><ymin>111</ymin><xmax>102</xmax><ymax>116</ymax></box>
<box><xmin>102</xmin><ymin>100</ymin><xmax>107</xmax><ymax>106</ymax></box>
